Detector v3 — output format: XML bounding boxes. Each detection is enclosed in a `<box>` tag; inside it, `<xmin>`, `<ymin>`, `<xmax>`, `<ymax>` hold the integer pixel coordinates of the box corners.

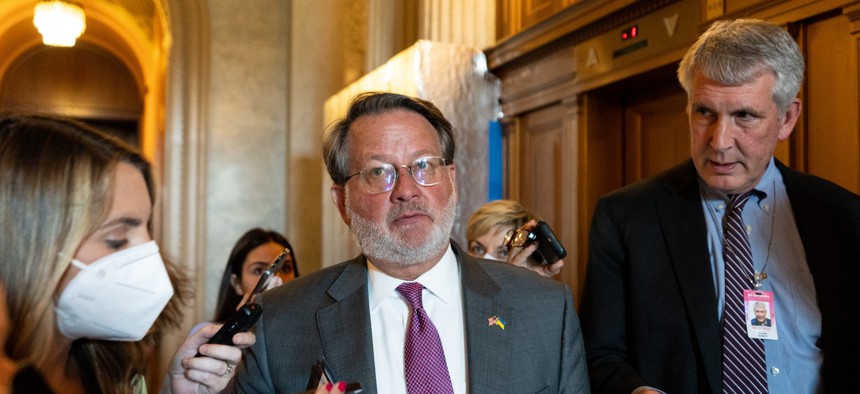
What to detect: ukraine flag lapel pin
<box><xmin>487</xmin><ymin>315</ymin><xmax>506</xmax><ymax>330</ymax></box>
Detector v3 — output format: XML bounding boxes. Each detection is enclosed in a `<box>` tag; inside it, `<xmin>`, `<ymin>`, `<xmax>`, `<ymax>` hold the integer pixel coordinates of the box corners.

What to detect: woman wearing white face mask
<box><xmin>0</xmin><ymin>114</ymin><xmax>254</xmax><ymax>394</ymax></box>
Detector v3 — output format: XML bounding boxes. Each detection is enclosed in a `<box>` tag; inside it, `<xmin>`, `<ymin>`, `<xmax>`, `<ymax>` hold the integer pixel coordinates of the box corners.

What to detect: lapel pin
<box><xmin>487</xmin><ymin>315</ymin><xmax>506</xmax><ymax>330</ymax></box>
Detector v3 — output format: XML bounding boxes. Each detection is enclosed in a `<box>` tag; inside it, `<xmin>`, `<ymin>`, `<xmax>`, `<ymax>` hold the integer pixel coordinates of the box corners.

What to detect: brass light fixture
<box><xmin>33</xmin><ymin>1</ymin><xmax>86</xmax><ymax>47</ymax></box>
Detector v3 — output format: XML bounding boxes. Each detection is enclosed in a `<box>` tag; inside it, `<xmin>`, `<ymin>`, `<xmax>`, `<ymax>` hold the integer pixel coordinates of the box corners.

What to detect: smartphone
<box><xmin>196</xmin><ymin>248</ymin><xmax>289</xmax><ymax>354</ymax></box>
<box><xmin>531</xmin><ymin>221</ymin><xmax>567</xmax><ymax>265</ymax></box>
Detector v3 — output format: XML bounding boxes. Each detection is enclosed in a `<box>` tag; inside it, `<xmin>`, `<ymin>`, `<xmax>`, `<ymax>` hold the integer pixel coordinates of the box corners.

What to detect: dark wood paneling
<box><xmin>803</xmin><ymin>13</ymin><xmax>860</xmax><ymax>193</ymax></box>
<box><xmin>522</xmin><ymin>0</ymin><xmax>564</xmax><ymax>30</ymax></box>
<box><xmin>624</xmin><ymin>82</ymin><xmax>688</xmax><ymax>183</ymax></box>
<box><xmin>489</xmin><ymin>0</ymin><xmax>860</xmax><ymax>301</ymax></box>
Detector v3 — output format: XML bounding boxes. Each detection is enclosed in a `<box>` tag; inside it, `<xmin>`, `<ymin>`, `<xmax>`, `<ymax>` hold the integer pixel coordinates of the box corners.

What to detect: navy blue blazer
<box><xmin>579</xmin><ymin>159</ymin><xmax>860</xmax><ymax>394</ymax></box>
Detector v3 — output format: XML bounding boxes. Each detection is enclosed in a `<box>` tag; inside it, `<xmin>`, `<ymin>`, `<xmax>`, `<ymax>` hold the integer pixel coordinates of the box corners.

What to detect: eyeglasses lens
<box><xmin>360</xmin><ymin>157</ymin><xmax>445</xmax><ymax>193</ymax></box>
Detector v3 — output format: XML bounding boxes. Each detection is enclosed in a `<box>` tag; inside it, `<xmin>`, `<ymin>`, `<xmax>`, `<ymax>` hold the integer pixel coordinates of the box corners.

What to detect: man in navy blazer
<box><xmin>233</xmin><ymin>92</ymin><xmax>589</xmax><ymax>393</ymax></box>
<box><xmin>579</xmin><ymin>19</ymin><xmax>860</xmax><ymax>393</ymax></box>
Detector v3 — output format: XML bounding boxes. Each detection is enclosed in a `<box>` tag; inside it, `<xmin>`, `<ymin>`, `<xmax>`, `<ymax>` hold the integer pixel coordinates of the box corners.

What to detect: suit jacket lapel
<box><xmin>316</xmin><ymin>257</ymin><xmax>377</xmax><ymax>393</ymax></box>
<box><xmin>658</xmin><ymin>161</ymin><xmax>722</xmax><ymax>393</ymax></box>
<box><xmin>455</xmin><ymin>244</ymin><xmax>513</xmax><ymax>393</ymax></box>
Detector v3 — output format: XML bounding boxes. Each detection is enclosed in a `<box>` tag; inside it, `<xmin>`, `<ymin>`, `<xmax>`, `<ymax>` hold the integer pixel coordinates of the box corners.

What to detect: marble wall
<box><xmin>201</xmin><ymin>0</ymin><xmax>290</xmax><ymax>316</ymax></box>
<box><xmin>287</xmin><ymin>0</ymin><xmax>364</xmax><ymax>277</ymax></box>
<box><xmin>159</xmin><ymin>0</ymin><xmax>355</xmax><ymax>378</ymax></box>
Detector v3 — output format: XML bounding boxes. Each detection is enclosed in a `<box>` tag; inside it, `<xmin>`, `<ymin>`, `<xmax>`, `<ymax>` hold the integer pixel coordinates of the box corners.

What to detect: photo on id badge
<box><xmin>744</xmin><ymin>289</ymin><xmax>778</xmax><ymax>340</ymax></box>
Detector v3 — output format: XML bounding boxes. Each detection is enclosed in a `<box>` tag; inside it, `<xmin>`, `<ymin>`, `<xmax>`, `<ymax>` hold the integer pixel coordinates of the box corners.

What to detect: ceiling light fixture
<box><xmin>33</xmin><ymin>1</ymin><xmax>86</xmax><ymax>47</ymax></box>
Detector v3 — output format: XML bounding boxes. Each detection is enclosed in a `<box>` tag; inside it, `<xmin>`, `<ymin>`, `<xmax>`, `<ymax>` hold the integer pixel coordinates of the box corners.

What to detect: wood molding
<box><xmin>843</xmin><ymin>1</ymin><xmax>860</xmax><ymax>32</ymax></box>
<box><xmin>559</xmin><ymin>95</ymin><xmax>582</xmax><ymax>300</ymax></box>
<box><xmin>487</xmin><ymin>0</ymin><xmax>680</xmax><ymax>71</ymax></box>
<box><xmin>502</xmin><ymin>116</ymin><xmax>522</xmax><ymax>201</ymax></box>
<box><xmin>501</xmin><ymin>77</ymin><xmax>579</xmax><ymax>116</ymax></box>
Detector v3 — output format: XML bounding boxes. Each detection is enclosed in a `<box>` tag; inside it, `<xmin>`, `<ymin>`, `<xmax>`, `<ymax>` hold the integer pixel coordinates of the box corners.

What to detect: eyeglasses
<box><xmin>504</xmin><ymin>228</ymin><xmax>536</xmax><ymax>248</ymax></box>
<box><xmin>345</xmin><ymin>156</ymin><xmax>449</xmax><ymax>194</ymax></box>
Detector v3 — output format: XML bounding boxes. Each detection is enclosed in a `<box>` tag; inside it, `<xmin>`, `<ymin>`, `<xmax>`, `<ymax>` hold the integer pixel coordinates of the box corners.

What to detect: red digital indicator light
<box><xmin>621</xmin><ymin>25</ymin><xmax>638</xmax><ymax>41</ymax></box>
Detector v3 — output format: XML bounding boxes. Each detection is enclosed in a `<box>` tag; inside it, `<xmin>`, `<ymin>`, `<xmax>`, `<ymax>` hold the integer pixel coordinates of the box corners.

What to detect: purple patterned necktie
<box><xmin>396</xmin><ymin>282</ymin><xmax>454</xmax><ymax>394</ymax></box>
<box><xmin>722</xmin><ymin>191</ymin><xmax>768</xmax><ymax>393</ymax></box>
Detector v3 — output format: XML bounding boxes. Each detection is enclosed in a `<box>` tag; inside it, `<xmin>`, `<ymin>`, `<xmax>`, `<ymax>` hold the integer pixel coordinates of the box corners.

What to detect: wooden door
<box><xmin>505</xmin><ymin>100</ymin><xmax>581</xmax><ymax>293</ymax></box>
<box><xmin>623</xmin><ymin>83</ymin><xmax>689</xmax><ymax>184</ymax></box>
<box><xmin>515</xmin><ymin>104</ymin><xmax>567</xmax><ymax>225</ymax></box>
<box><xmin>799</xmin><ymin>13</ymin><xmax>860</xmax><ymax>193</ymax></box>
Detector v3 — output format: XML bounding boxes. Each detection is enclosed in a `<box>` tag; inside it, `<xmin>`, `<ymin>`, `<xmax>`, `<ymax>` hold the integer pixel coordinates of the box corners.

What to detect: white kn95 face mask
<box><xmin>55</xmin><ymin>240</ymin><xmax>174</xmax><ymax>341</ymax></box>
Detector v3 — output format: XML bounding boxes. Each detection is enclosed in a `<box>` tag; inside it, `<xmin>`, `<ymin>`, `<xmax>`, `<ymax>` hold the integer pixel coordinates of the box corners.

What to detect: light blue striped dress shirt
<box><xmin>699</xmin><ymin>158</ymin><xmax>823</xmax><ymax>394</ymax></box>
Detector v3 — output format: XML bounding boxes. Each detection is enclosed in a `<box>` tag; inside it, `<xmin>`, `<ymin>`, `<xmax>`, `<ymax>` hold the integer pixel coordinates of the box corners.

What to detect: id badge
<box><xmin>744</xmin><ymin>289</ymin><xmax>778</xmax><ymax>340</ymax></box>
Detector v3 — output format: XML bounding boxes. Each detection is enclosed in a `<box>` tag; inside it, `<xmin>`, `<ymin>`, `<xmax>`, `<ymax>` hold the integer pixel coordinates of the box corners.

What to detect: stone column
<box><xmin>365</xmin><ymin>0</ymin><xmax>496</xmax><ymax>72</ymax></box>
<box><xmin>366</xmin><ymin>0</ymin><xmax>418</xmax><ymax>71</ymax></box>
<box><xmin>419</xmin><ymin>0</ymin><xmax>496</xmax><ymax>48</ymax></box>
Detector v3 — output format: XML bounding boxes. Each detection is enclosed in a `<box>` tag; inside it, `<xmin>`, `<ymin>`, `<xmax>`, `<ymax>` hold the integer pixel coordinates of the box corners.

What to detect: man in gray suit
<box><xmin>233</xmin><ymin>92</ymin><xmax>589</xmax><ymax>393</ymax></box>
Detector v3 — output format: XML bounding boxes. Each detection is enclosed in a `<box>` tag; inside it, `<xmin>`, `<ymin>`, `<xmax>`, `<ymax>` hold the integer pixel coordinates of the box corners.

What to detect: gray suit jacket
<box><xmin>234</xmin><ymin>241</ymin><xmax>589</xmax><ymax>394</ymax></box>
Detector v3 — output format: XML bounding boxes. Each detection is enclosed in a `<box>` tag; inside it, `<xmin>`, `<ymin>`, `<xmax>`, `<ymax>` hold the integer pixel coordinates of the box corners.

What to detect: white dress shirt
<box><xmin>367</xmin><ymin>245</ymin><xmax>468</xmax><ymax>394</ymax></box>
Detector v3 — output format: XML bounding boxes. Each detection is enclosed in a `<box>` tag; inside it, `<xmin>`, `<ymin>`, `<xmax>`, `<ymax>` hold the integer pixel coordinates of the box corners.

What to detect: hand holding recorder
<box><xmin>504</xmin><ymin>220</ymin><xmax>567</xmax><ymax>277</ymax></box>
<box><xmin>196</xmin><ymin>248</ymin><xmax>290</xmax><ymax>354</ymax></box>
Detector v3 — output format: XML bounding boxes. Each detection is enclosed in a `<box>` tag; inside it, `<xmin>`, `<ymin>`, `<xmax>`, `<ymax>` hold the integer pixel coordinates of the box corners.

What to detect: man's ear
<box><xmin>331</xmin><ymin>184</ymin><xmax>351</xmax><ymax>226</ymax></box>
<box><xmin>230</xmin><ymin>274</ymin><xmax>243</xmax><ymax>296</ymax></box>
<box><xmin>778</xmin><ymin>98</ymin><xmax>802</xmax><ymax>141</ymax></box>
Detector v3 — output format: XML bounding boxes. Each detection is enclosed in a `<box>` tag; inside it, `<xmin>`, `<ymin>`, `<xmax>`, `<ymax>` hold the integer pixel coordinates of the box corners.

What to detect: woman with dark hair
<box><xmin>212</xmin><ymin>228</ymin><xmax>299</xmax><ymax>323</ymax></box>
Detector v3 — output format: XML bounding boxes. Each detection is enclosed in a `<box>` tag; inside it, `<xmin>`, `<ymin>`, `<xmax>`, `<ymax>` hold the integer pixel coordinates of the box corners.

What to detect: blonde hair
<box><xmin>0</xmin><ymin>114</ymin><xmax>188</xmax><ymax>393</ymax></box>
<box><xmin>466</xmin><ymin>200</ymin><xmax>537</xmax><ymax>243</ymax></box>
<box><xmin>0</xmin><ymin>115</ymin><xmax>112</xmax><ymax>367</ymax></box>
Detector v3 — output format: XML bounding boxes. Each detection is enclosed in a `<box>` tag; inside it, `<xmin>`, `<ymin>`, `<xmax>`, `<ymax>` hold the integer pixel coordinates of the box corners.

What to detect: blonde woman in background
<box><xmin>465</xmin><ymin>199</ymin><xmax>564</xmax><ymax>277</ymax></box>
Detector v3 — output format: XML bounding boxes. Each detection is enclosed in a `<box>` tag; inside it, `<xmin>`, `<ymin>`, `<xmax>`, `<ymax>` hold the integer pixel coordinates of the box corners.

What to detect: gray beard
<box><xmin>345</xmin><ymin>189</ymin><xmax>457</xmax><ymax>267</ymax></box>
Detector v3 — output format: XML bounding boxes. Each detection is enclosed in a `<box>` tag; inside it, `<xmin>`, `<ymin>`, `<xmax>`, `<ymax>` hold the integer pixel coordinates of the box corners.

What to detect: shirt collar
<box><xmin>367</xmin><ymin>244</ymin><xmax>459</xmax><ymax>311</ymax></box>
<box><xmin>699</xmin><ymin>157</ymin><xmax>777</xmax><ymax>213</ymax></box>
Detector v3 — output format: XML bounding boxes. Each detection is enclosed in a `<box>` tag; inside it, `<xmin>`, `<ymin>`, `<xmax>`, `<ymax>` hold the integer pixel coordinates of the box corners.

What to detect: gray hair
<box><xmin>678</xmin><ymin>19</ymin><xmax>804</xmax><ymax>114</ymax></box>
<box><xmin>466</xmin><ymin>199</ymin><xmax>536</xmax><ymax>244</ymax></box>
<box><xmin>322</xmin><ymin>92</ymin><xmax>456</xmax><ymax>185</ymax></box>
